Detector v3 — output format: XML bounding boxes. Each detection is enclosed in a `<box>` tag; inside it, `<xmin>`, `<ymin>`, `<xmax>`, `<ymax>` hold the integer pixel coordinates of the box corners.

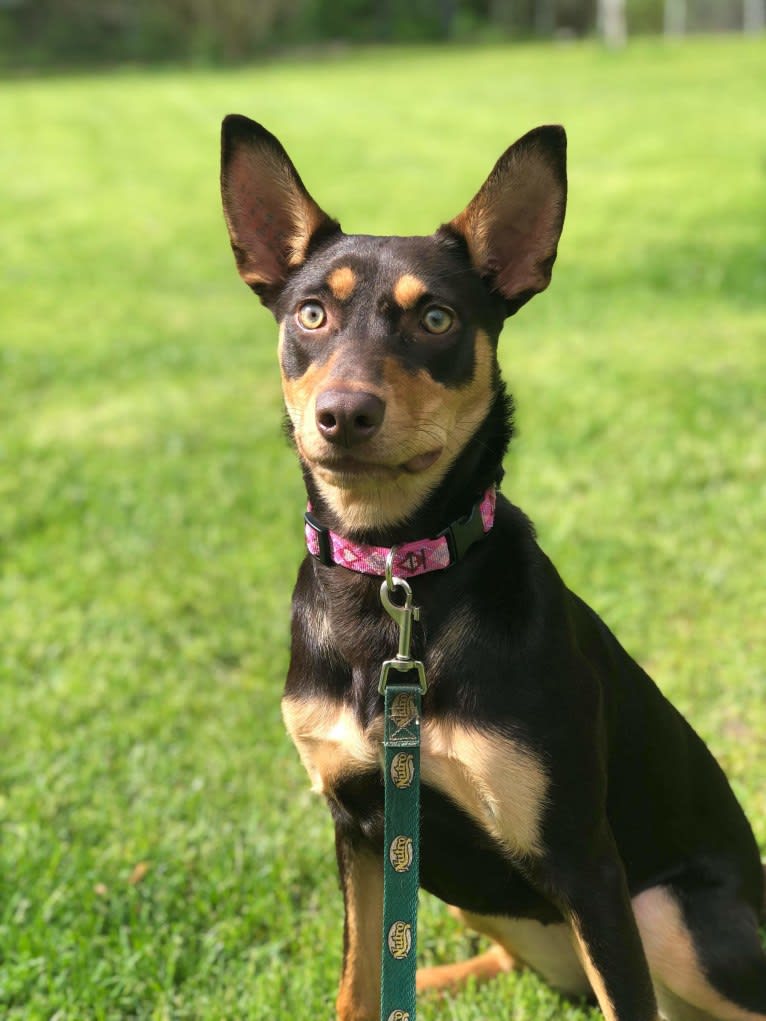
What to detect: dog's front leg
<box><xmin>543</xmin><ymin>833</ymin><xmax>659</xmax><ymax>1021</ymax></box>
<box><xmin>334</xmin><ymin>828</ymin><xmax>383</xmax><ymax>1021</ymax></box>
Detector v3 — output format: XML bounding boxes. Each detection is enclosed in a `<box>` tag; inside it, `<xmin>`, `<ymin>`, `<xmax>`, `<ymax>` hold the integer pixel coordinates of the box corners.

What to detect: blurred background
<box><xmin>1</xmin><ymin>0</ymin><xmax>765</xmax><ymax>64</ymax></box>
<box><xmin>1</xmin><ymin>4</ymin><xmax>764</xmax><ymax>1019</ymax></box>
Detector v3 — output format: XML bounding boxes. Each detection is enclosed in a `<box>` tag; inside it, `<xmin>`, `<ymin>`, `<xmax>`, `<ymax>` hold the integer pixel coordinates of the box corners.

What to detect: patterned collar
<box><xmin>304</xmin><ymin>487</ymin><xmax>496</xmax><ymax>578</ymax></box>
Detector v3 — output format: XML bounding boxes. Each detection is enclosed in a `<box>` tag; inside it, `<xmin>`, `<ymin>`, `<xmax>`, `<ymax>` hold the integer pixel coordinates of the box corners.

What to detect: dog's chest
<box><xmin>282</xmin><ymin>694</ymin><xmax>548</xmax><ymax>857</ymax></box>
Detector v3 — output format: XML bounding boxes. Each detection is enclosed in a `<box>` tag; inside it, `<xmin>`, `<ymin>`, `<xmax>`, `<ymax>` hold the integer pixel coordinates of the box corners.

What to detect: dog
<box><xmin>220</xmin><ymin>114</ymin><xmax>766</xmax><ymax>1021</ymax></box>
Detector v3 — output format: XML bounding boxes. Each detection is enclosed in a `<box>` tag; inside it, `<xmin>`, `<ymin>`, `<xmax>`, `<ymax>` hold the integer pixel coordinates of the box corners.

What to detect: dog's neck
<box><xmin>299</xmin><ymin>383</ymin><xmax>513</xmax><ymax>547</ymax></box>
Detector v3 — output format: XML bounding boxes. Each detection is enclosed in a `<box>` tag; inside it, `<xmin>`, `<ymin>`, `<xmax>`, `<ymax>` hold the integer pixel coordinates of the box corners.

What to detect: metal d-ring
<box><xmin>384</xmin><ymin>545</ymin><xmax>398</xmax><ymax>596</ymax></box>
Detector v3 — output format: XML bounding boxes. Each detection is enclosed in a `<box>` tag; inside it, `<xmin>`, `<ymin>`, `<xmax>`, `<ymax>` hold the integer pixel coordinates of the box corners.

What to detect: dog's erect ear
<box><xmin>442</xmin><ymin>126</ymin><xmax>567</xmax><ymax>315</ymax></box>
<box><xmin>221</xmin><ymin>115</ymin><xmax>340</xmax><ymax>300</ymax></box>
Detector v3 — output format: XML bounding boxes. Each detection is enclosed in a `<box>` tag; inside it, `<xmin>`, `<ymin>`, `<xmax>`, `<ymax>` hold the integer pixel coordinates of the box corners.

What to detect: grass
<box><xmin>1</xmin><ymin>35</ymin><xmax>765</xmax><ymax>1020</ymax></box>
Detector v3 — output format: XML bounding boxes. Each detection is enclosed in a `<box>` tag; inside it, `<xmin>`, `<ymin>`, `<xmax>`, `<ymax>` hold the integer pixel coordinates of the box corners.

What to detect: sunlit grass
<box><xmin>1</xmin><ymin>36</ymin><xmax>764</xmax><ymax>1018</ymax></box>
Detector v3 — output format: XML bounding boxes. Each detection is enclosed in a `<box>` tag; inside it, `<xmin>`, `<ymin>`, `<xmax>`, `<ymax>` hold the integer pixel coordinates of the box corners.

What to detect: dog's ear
<box><xmin>221</xmin><ymin>115</ymin><xmax>340</xmax><ymax>302</ymax></box>
<box><xmin>442</xmin><ymin>126</ymin><xmax>567</xmax><ymax>315</ymax></box>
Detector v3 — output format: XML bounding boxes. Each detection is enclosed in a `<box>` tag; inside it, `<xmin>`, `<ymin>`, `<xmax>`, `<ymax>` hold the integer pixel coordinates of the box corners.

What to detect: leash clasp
<box><xmin>378</xmin><ymin>552</ymin><xmax>427</xmax><ymax>695</ymax></box>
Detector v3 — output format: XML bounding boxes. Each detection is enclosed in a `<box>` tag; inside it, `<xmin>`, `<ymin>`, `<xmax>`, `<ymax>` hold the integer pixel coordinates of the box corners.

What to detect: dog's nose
<box><xmin>315</xmin><ymin>389</ymin><xmax>385</xmax><ymax>447</ymax></box>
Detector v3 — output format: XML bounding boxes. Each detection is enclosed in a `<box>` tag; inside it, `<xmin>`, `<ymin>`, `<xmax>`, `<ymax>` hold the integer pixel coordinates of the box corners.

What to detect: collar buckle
<box><xmin>436</xmin><ymin>496</ymin><xmax>487</xmax><ymax>564</ymax></box>
<box><xmin>304</xmin><ymin>510</ymin><xmax>334</xmax><ymax>567</ymax></box>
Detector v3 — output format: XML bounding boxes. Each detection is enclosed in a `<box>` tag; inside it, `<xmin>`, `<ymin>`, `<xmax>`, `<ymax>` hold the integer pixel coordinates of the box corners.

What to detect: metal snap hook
<box><xmin>379</xmin><ymin>549</ymin><xmax>427</xmax><ymax>695</ymax></box>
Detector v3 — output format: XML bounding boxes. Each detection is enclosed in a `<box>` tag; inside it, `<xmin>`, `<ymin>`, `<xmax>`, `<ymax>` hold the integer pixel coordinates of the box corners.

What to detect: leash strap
<box><xmin>381</xmin><ymin>679</ymin><xmax>421</xmax><ymax>1021</ymax></box>
<box><xmin>378</xmin><ymin>567</ymin><xmax>426</xmax><ymax>1021</ymax></box>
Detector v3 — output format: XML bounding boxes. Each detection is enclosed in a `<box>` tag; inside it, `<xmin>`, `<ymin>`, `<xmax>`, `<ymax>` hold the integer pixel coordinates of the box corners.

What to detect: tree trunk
<box><xmin>664</xmin><ymin>0</ymin><xmax>687</xmax><ymax>35</ymax></box>
<box><xmin>535</xmin><ymin>0</ymin><xmax>556</xmax><ymax>36</ymax></box>
<box><xmin>598</xmin><ymin>0</ymin><xmax>626</xmax><ymax>47</ymax></box>
<box><xmin>743</xmin><ymin>0</ymin><xmax>766</xmax><ymax>32</ymax></box>
<box><xmin>437</xmin><ymin>0</ymin><xmax>458</xmax><ymax>38</ymax></box>
<box><xmin>489</xmin><ymin>0</ymin><xmax>515</xmax><ymax>32</ymax></box>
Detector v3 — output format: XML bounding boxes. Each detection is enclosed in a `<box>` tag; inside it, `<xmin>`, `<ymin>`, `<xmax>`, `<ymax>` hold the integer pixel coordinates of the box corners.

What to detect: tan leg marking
<box><xmin>281</xmin><ymin>695</ymin><xmax>382</xmax><ymax>796</ymax></box>
<box><xmin>392</xmin><ymin>273</ymin><xmax>427</xmax><ymax>309</ymax></box>
<box><xmin>417</xmin><ymin>944</ymin><xmax>513</xmax><ymax>993</ymax></box>
<box><xmin>421</xmin><ymin>720</ymin><xmax>549</xmax><ymax>858</ymax></box>
<box><xmin>571</xmin><ymin>920</ymin><xmax>621</xmax><ymax>1021</ymax></box>
<box><xmin>634</xmin><ymin>887</ymin><xmax>766</xmax><ymax>1021</ymax></box>
<box><xmin>282</xmin><ymin>696</ymin><xmax>545</xmax><ymax>861</ymax></box>
<box><xmin>456</xmin><ymin>908</ymin><xmax>590</xmax><ymax>997</ymax></box>
<box><xmin>654</xmin><ymin>983</ymin><xmax>719</xmax><ymax>1021</ymax></box>
<box><xmin>439</xmin><ymin>888</ymin><xmax>765</xmax><ymax>1020</ymax></box>
<box><xmin>327</xmin><ymin>266</ymin><xmax>357</xmax><ymax>301</ymax></box>
<box><xmin>425</xmin><ymin>905</ymin><xmax>590</xmax><ymax>998</ymax></box>
<box><xmin>336</xmin><ymin>847</ymin><xmax>382</xmax><ymax>1021</ymax></box>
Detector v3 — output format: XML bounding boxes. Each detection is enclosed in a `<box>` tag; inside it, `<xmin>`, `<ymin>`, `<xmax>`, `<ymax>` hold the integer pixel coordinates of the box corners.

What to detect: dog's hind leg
<box><xmin>417</xmin><ymin>906</ymin><xmax>591</xmax><ymax>997</ymax></box>
<box><xmin>416</xmin><ymin>942</ymin><xmax>514</xmax><ymax>993</ymax></box>
<box><xmin>634</xmin><ymin>885</ymin><xmax>766</xmax><ymax>1021</ymax></box>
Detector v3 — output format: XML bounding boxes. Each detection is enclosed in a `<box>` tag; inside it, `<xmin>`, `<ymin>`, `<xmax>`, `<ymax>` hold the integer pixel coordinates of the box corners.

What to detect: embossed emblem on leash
<box><xmin>387</xmin><ymin>1011</ymin><xmax>410</xmax><ymax>1021</ymax></box>
<box><xmin>389</xmin><ymin>836</ymin><xmax>414</xmax><ymax>872</ymax></box>
<box><xmin>390</xmin><ymin>692</ymin><xmax>417</xmax><ymax>729</ymax></box>
<box><xmin>390</xmin><ymin>752</ymin><xmax>414</xmax><ymax>789</ymax></box>
<box><xmin>387</xmin><ymin>921</ymin><xmax>413</xmax><ymax>959</ymax></box>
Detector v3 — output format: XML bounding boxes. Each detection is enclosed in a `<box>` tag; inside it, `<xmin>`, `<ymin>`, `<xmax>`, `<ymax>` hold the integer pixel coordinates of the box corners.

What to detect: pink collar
<box><xmin>305</xmin><ymin>487</ymin><xmax>496</xmax><ymax>578</ymax></box>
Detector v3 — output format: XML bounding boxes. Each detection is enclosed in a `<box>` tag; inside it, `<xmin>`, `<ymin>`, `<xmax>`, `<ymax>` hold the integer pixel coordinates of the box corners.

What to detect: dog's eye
<box><xmin>297</xmin><ymin>301</ymin><xmax>326</xmax><ymax>330</ymax></box>
<box><xmin>421</xmin><ymin>306</ymin><xmax>454</xmax><ymax>335</ymax></box>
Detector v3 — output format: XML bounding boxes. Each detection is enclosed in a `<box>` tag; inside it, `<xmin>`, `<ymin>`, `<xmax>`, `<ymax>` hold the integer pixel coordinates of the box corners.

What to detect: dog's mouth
<box><xmin>401</xmin><ymin>448</ymin><xmax>443</xmax><ymax>473</ymax></box>
<box><xmin>312</xmin><ymin>447</ymin><xmax>443</xmax><ymax>480</ymax></box>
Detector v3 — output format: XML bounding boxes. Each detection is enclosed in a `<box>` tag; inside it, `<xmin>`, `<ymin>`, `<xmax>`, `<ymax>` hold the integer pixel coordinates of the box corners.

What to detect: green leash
<box><xmin>378</xmin><ymin>565</ymin><xmax>427</xmax><ymax>1021</ymax></box>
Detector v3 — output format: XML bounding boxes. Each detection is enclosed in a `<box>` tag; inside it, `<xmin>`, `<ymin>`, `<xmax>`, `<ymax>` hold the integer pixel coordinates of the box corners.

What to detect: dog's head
<box><xmin>221</xmin><ymin>116</ymin><xmax>566</xmax><ymax>534</ymax></box>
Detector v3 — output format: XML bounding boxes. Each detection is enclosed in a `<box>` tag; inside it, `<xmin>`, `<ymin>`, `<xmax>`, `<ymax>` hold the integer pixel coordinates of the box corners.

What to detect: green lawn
<box><xmin>1</xmin><ymin>36</ymin><xmax>765</xmax><ymax>1020</ymax></box>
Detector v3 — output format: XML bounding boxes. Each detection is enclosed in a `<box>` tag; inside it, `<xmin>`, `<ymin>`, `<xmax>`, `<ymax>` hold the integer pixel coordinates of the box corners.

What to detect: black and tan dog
<box><xmin>220</xmin><ymin>115</ymin><xmax>766</xmax><ymax>1020</ymax></box>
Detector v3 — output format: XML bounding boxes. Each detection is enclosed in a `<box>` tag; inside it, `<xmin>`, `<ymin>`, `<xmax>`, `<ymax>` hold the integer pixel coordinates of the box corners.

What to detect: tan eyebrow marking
<box><xmin>326</xmin><ymin>266</ymin><xmax>357</xmax><ymax>301</ymax></box>
<box><xmin>393</xmin><ymin>273</ymin><xmax>427</xmax><ymax>310</ymax></box>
